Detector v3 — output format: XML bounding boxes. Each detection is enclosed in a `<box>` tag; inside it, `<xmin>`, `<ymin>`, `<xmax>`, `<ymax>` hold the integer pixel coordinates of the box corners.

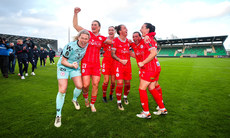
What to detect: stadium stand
<box><xmin>157</xmin><ymin>35</ymin><xmax>228</xmax><ymax>57</ymax></box>
<box><xmin>0</xmin><ymin>33</ymin><xmax>58</xmax><ymax>52</ymax></box>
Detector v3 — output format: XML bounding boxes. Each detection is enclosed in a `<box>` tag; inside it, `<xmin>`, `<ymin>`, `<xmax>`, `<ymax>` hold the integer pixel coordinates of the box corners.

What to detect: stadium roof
<box><xmin>0</xmin><ymin>33</ymin><xmax>57</xmax><ymax>45</ymax></box>
<box><xmin>157</xmin><ymin>35</ymin><xmax>228</xmax><ymax>45</ymax></box>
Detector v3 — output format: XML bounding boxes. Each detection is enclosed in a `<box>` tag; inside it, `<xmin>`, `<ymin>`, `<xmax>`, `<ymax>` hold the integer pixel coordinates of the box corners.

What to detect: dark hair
<box><xmin>133</xmin><ymin>31</ymin><xmax>141</xmax><ymax>37</ymax></box>
<box><xmin>92</xmin><ymin>20</ymin><xmax>101</xmax><ymax>27</ymax></box>
<box><xmin>115</xmin><ymin>24</ymin><xmax>124</xmax><ymax>35</ymax></box>
<box><xmin>144</xmin><ymin>23</ymin><xmax>155</xmax><ymax>33</ymax></box>
<box><xmin>109</xmin><ymin>26</ymin><xmax>115</xmax><ymax>29</ymax></box>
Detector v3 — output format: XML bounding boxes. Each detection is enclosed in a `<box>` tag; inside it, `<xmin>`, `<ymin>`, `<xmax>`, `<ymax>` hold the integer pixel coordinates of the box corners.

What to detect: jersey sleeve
<box><xmin>111</xmin><ymin>39</ymin><xmax>117</xmax><ymax>50</ymax></box>
<box><xmin>62</xmin><ymin>44</ymin><xmax>72</xmax><ymax>59</ymax></box>
<box><xmin>146</xmin><ymin>39</ymin><xmax>157</xmax><ymax>51</ymax></box>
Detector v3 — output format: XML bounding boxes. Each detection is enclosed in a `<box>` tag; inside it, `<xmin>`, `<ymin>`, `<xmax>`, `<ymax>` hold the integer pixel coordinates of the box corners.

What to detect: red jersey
<box><xmin>112</xmin><ymin>37</ymin><xmax>131</xmax><ymax>68</ymax></box>
<box><xmin>81</xmin><ymin>30</ymin><xmax>106</xmax><ymax>66</ymax></box>
<box><xmin>102</xmin><ymin>37</ymin><xmax>113</xmax><ymax>61</ymax></box>
<box><xmin>131</xmin><ymin>35</ymin><xmax>160</xmax><ymax>72</ymax></box>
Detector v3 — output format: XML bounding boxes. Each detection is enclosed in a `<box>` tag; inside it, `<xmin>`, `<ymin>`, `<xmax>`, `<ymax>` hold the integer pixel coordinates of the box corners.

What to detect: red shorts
<box><xmin>81</xmin><ymin>63</ymin><xmax>101</xmax><ymax>76</ymax></box>
<box><xmin>139</xmin><ymin>69</ymin><xmax>160</xmax><ymax>82</ymax></box>
<box><xmin>115</xmin><ymin>64</ymin><xmax>132</xmax><ymax>80</ymax></box>
<box><xmin>102</xmin><ymin>58</ymin><xmax>115</xmax><ymax>75</ymax></box>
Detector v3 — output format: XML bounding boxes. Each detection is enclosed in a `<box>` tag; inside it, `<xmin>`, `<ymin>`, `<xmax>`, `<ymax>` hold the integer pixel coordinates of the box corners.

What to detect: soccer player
<box><xmin>73</xmin><ymin>7</ymin><xmax>111</xmax><ymax>112</ymax></box>
<box><xmin>15</xmin><ymin>39</ymin><xmax>28</xmax><ymax>79</ymax></box>
<box><xmin>111</xmin><ymin>24</ymin><xmax>135</xmax><ymax>110</ymax></box>
<box><xmin>101</xmin><ymin>26</ymin><xmax>116</xmax><ymax>102</ymax></box>
<box><xmin>131</xmin><ymin>23</ymin><xmax>167</xmax><ymax>119</ymax></box>
<box><xmin>54</xmin><ymin>30</ymin><xmax>90</xmax><ymax>128</ymax></box>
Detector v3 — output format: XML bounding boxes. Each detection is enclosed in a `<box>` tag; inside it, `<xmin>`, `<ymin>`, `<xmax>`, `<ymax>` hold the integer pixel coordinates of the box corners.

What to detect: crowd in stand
<box><xmin>0</xmin><ymin>37</ymin><xmax>56</xmax><ymax>79</ymax></box>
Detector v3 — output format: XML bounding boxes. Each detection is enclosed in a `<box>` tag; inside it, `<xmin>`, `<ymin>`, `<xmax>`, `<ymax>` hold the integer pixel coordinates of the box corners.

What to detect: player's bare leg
<box><xmin>90</xmin><ymin>75</ymin><xmax>100</xmax><ymax>112</ymax></box>
<box><xmin>82</xmin><ymin>75</ymin><xmax>90</xmax><ymax>107</ymax></box>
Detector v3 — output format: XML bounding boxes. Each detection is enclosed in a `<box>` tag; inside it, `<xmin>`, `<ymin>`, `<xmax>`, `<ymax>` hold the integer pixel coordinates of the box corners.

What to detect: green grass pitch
<box><xmin>0</xmin><ymin>57</ymin><xmax>230</xmax><ymax>137</ymax></box>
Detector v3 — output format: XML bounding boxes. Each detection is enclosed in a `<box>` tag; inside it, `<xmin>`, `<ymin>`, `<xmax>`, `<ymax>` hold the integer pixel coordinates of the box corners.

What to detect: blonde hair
<box><xmin>74</xmin><ymin>29</ymin><xmax>90</xmax><ymax>41</ymax></box>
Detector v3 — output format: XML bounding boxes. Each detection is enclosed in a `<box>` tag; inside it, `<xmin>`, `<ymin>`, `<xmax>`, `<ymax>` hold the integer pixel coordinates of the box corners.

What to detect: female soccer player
<box><xmin>73</xmin><ymin>7</ymin><xmax>111</xmax><ymax>112</ymax></box>
<box><xmin>131</xmin><ymin>23</ymin><xmax>167</xmax><ymax>119</ymax></box>
<box><xmin>101</xmin><ymin>26</ymin><xmax>116</xmax><ymax>102</ymax></box>
<box><xmin>54</xmin><ymin>30</ymin><xmax>90</xmax><ymax>127</ymax></box>
<box><xmin>111</xmin><ymin>25</ymin><xmax>135</xmax><ymax>110</ymax></box>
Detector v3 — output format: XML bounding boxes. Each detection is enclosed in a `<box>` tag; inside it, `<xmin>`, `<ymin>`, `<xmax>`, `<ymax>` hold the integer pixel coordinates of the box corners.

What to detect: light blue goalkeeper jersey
<box><xmin>57</xmin><ymin>40</ymin><xmax>88</xmax><ymax>71</ymax></box>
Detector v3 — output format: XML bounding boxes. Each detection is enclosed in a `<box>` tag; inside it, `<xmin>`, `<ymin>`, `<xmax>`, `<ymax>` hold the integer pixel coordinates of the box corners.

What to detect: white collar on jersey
<box><xmin>118</xmin><ymin>36</ymin><xmax>127</xmax><ymax>43</ymax></box>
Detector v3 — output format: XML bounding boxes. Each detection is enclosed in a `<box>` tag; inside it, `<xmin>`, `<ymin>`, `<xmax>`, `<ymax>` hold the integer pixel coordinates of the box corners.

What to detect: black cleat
<box><xmin>102</xmin><ymin>97</ymin><xmax>108</xmax><ymax>103</ymax></box>
<box><xmin>109</xmin><ymin>95</ymin><xmax>113</xmax><ymax>101</ymax></box>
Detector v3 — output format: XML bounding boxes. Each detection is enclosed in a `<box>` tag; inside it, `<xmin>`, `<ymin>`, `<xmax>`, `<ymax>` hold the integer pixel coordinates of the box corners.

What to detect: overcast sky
<box><xmin>0</xmin><ymin>0</ymin><xmax>230</xmax><ymax>49</ymax></box>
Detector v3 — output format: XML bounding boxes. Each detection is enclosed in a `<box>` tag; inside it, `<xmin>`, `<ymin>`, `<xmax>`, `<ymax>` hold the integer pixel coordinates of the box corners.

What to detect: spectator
<box><xmin>9</xmin><ymin>42</ymin><xmax>16</xmax><ymax>74</ymax></box>
<box><xmin>33</xmin><ymin>45</ymin><xmax>40</xmax><ymax>69</ymax></box>
<box><xmin>40</xmin><ymin>47</ymin><xmax>46</xmax><ymax>67</ymax></box>
<box><xmin>24</xmin><ymin>38</ymin><xmax>36</xmax><ymax>75</ymax></box>
<box><xmin>15</xmin><ymin>39</ymin><xmax>28</xmax><ymax>79</ymax></box>
<box><xmin>49</xmin><ymin>48</ymin><xmax>56</xmax><ymax>65</ymax></box>
<box><xmin>0</xmin><ymin>37</ymin><xmax>10</xmax><ymax>78</ymax></box>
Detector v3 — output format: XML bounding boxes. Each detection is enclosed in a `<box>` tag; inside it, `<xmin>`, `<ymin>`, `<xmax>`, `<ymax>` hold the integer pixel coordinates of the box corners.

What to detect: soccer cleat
<box><xmin>54</xmin><ymin>116</ymin><xmax>61</xmax><ymax>127</ymax></box>
<box><xmin>102</xmin><ymin>97</ymin><xmax>108</xmax><ymax>103</ymax></box>
<box><xmin>21</xmin><ymin>76</ymin><xmax>25</xmax><ymax>79</ymax></box>
<box><xmin>25</xmin><ymin>73</ymin><xmax>28</xmax><ymax>76</ymax></box>
<box><xmin>156</xmin><ymin>106</ymin><xmax>160</xmax><ymax>111</ymax></box>
<box><xmin>136</xmin><ymin>111</ymin><xmax>151</xmax><ymax>119</ymax></box>
<box><xmin>53</xmin><ymin>63</ymin><xmax>55</xmax><ymax>64</ymax></box>
<box><xmin>72</xmin><ymin>100</ymin><xmax>80</xmax><ymax>110</ymax></box>
<box><xmin>117</xmin><ymin>103</ymin><xmax>124</xmax><ymax>111</ymax></box>
<box><xmin>90</xmin><ymin>104</ymin><xmax>96</xmax><ymax>112</ymax></box>
<box><xmin>153</xmin><ymin>109</ymin><xmax>168</xmax><ymax>115</ymax></box>
<box><xmin>85</xmin><ymin>99</ymin><xmax>90</xmax><ymax>107</ymax></box>
<box><xmin>50</xmin><ymin>63</ymin><xmax>52</xmax><ymax>65</ymax></box>
<box><xmin>124</xmin><ymin>98</ymin><xmax>129</xmax><ymax>105</ymax></box>
<box><xmin>31</xmin><ymin>72</ymin><xmax>35</xmax><ymax>76</ymax></box>
<box><xmin>109</xmin><ymin>95</ymin><xmax>113</xmax><ymax>101</ymax></box>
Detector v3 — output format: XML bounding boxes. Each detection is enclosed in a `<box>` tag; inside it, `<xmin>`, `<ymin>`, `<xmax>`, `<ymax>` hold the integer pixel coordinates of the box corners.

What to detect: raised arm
<box><xmin>73</xmin><ymin>7</ymin><xmax>84</xmax><ymax>32</ymax></box>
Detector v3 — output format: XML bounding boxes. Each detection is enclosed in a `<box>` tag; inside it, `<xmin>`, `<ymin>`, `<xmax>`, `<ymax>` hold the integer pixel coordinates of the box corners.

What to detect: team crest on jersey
<box><xmin>116</xmin><ymin>73</ymin><xmax>119</xmax><ymax>77</ymax></box>
<box><xmin>140</xmin><ymin>45</ymin><xmax>143</xmax><ymax>49</ymax></box>
<box><xmin>99</xmin><ymin>37</ymin><xmax>102</xmax><ymax>40</ymax></box>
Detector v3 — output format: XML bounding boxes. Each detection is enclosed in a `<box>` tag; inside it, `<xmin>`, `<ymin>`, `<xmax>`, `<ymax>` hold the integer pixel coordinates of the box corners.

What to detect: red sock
<box><xmin>116</xmin><ymin>83</ymin><xmax>123</xmax><ymax>101</ymax></box>
<box><xmin>110</xmin><ymin>83</ymin><xmax>115</xmax><ymax>95</ymax></box>
<box><xmin>124</xmin><ymin>82</ymin><xmax>130</xmax><ymax>97</ymax></box>
<box><xmin>149</xmin><ymin>89</ymin><xmax>165</xmax><ymax>109</ymax></box>
<box><xmin>139</xmin><ymin>89</ymin><xmax>149</xmax><ymax>112</ymax></box>
<box><xmin>102</xmin><ymin>83</ymin><xmax>108</xmax><ymax>97</ymax></box>
<box><xmin>155</xmin><ymin>85</ymin><xmax>163</xmax><ymax>103</ymax></box>
<box><xmin>91</xmin><ymin>96</ymin><xmax>97</xmax><ymax>105</ymax></box>
<box><xmin>83</xmin><ymin>92</ymin><xmax>88</xmax><ymax>99</ymax></box>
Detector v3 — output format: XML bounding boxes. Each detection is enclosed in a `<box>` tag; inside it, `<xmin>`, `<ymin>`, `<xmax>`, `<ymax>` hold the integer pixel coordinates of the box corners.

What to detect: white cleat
<box><xmin>124</xmin><ymin>98</ymin><xmax>129</xmax><ymax>105</ymax></box>
<box><xmin>156</xmin><ymin>106</ymin><xmax>160</xmax><ymax>111</ymax></box>
<box><xmin>31</xmin><ymin>72</ymin><xmax>35</xmax><ymax>76</ymax></box>
<box><xmin>25</xmin><ymin>73</ymin><xmax>28</xmax><ymax>76</ymax></box>
<box><xmin>90</xmin><ymin>104</ymin><xmax>96</xmax><ymax>112</ymax></box>
<box><xmin>153</xmin><ymin>109</ymin><xmax>168</xmax><ymax>115</ymax></box>
<box><xmin>53</xmin><ymin>63</ymin><xmax>55</xmax><ymax>64</ymax></box>
<box><xmin>54</xmin><ymin>116</ymin><xmax>61</xmax><ymax>127</ymax></box>
<box><xmin>21</xmin><ymin>76</ymin><xmax>25</xmax><ymax>79</ymax></box>
<box><xmin>72</xmin><ymin>100</ymin><xmax>80</xmax><ymax>110</ymax></box>
<box><xmin>136</xmin><ymin>111</ymin><xmax>151</xmax><ymax>119</ymax></box>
